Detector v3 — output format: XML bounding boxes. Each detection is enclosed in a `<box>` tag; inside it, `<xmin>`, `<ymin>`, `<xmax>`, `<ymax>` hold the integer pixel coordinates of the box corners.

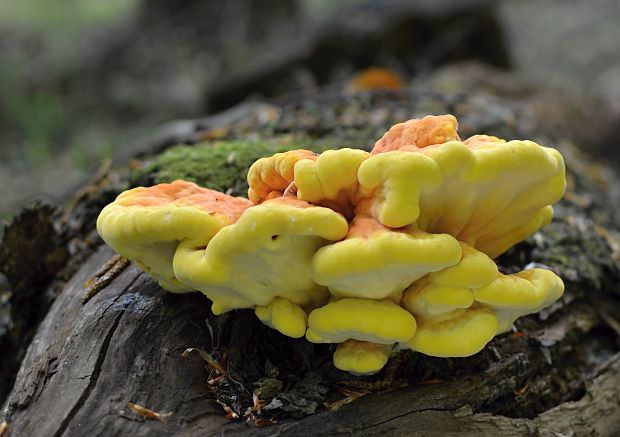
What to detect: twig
<box><xmin>127</xmin><ymin>403</ymin><xmax>172</xmax><ymax>421</ymax></box>
<box><xmin>182</xmin><ymin>348</ymin><xmax>228</xmax><ymax>376</ymax></box>
<box><xmin>81</xmin><ymin>255</ymin><xmax>130</xmax><ymax>304</ymax></box>
<box><xmin>216</xmin><ymin>400</ymin><xmax>239</xmax><ymax>420</ymax></box>
<box><xmin>600</xmin><ymin>313</ymin><xmax>620</xmax><ymax>338</ymax></box>
<box><xmin>324</xmin><ymin>387</ymin><xmax>369</xmax><ymax>411</ymax></box>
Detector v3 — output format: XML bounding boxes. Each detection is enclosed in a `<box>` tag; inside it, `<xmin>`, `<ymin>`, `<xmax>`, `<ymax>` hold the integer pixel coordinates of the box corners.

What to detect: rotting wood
<box><xmin>1</xmin><ymin>87</ymin><xmax>619</xmax><ymax>436</ymax></box>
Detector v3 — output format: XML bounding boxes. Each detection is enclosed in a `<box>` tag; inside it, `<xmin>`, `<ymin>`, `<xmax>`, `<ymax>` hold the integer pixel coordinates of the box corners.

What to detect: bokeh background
<box><xmin>1</xmin><ymin>0</ymin><xmax>619</xmax><ymax>221</ymax></box>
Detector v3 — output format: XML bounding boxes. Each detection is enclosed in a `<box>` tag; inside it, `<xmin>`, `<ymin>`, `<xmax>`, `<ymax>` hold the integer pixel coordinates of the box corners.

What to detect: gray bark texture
<box><xmin>2</xmin><ymin>86</ymin><xmax>620</xmax><ymax>436</ymax></box>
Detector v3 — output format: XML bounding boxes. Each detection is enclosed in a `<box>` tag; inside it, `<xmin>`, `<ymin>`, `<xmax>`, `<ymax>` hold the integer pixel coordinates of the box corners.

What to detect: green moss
<box><xmin>131</xmin><ymin>138</ymin><xmax>330</xmax><ymax>196</ymax></box>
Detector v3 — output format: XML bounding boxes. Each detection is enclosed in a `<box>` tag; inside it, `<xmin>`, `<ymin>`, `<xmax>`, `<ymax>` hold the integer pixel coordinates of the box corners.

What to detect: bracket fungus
<box><xmin>306</xmin><ymin>298</ymin><xmax>417</xmax><ymax>344</ymax></box>
<box><xmin>173</xmin><ymin>197</ymin><xmax>348</xmax><ymax>314</ymax></box>
<box><xmin>333</xmin><ymin>340</ymin><xmax>394</xmax><ymax>375</ymax></box>
<box><xmin>97</xmin><ymin>114</ymin><xmax>566</xmax><ymax>376</ymax></box>
<box><xmin>247</xmin><ymin>149</ymin><xmax>318</xmax><ymax>203</ymax></box>
<box><xmin>255</xmin><ymin>297</ymin><xmax>309</xmax><ymax>338</ymax></box>
<box><xmin>360</xmin><ymin>136</ymin><xmax>565</xmax><ymax>259</ymax></box>
<box><xmin>371</xmin><ymin>114</ymin><xmax>460</xmax><ymax>154</ymax></box>
<box><xmin>248</xmin><ymin>147</ymin><xmax>369</xmax><ymax>217</ymax></box>
<box><xmin>312</xmin><ymin>215</ymin><xmax>462</xmax><ymax>300</ymax></box>
<box><xmin>97</xmin><ymin>180</ymin><xmax>252</xmax><ymax>292</ymax></box>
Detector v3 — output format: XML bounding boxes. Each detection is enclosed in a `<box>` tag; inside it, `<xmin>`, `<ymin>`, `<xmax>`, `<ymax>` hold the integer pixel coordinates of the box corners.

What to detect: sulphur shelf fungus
<box><xmin>97</xmin><ymin>180</ymin><xmax>253</xmax><ymax>292</ymax></box>
<box><xmin>173</xmin><ymin>197</ymin><xmax>348</xmax><ymax>315</ymax></box>
<box><xmin>97</xmin><ymin>114</ymin><xmax>566</xmax><ymax>376</ymax></box>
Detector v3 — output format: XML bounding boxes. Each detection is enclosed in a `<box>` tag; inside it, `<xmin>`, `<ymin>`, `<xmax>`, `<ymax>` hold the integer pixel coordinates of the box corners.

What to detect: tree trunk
<box><xmin>2</xmin><ymin>86</ymin><xmax>620</xmax><ymax>436</ymax></box>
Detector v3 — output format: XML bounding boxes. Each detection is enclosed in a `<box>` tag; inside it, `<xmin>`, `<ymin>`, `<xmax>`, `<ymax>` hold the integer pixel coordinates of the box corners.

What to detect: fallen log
<box><xmin>2</xmin><ymin>87</ymin><xmax>619</xmax><ymax>436</ymax></box>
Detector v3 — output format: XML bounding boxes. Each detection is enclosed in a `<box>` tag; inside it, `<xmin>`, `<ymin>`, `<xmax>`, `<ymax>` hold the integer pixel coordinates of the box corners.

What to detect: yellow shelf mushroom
<box><xmin>247</xmin><ymin>149</ymin><xmax>318</xmax><ymax>203</ymax></box>
<box><xmin>405</xmin><ymin>305</ymin><xmax>499</xmax><ymax>357</ymax></box>
<box><xmin>306</xmin><ymin>298</ymin><xmax>416</xmax><ymax>344</ymax></box>
<box><xmin>173</xmin><ymin>197</ymin><xmax>348</xmax><ymax>314</ymax></box>
<box><xmin>248</xmin><ymin>147</ymin><xmax>370</xmax><ymax>217</ymax></box>
<box><xmin>97</xmin><ymin>180</ymin><xmax>252</xmax><ymax>292</ymax></box>
<box><xmin>372</xmin><ymin>114</ymin><xmax>460</xmax><ymax>154</ymax></box>
<box><xmin>403</xmin><ymin>278</ymin><xmax>475</xmax><ymax>318</ymax></box>
<box><xmin>97</xmin><ymin>113</ymin><xmax>567</xmax><ymax>375</ymax></box>
<box><xmin>333</xmin><ymin>340</ymin><xmax>394</xmax><ymax>375</ymax></box>
<box><xmin>360</xmin><ymin>138</ymin><xmax>565</xmax><ymax>258</ymax></box>
<box><xmin>294</xmin><ymin>148</ymin><xmax>370</xmax><ymax>218</ymax></box>
<box><xmin>474</xmin><ymin>268</ymin><xmax>565</xmax><ymax>333</ymax></box>
<box><xmin>428</xmin><ymin>242</ymin><xmax>498</xmax><ymax>288</ymax></box>
<box><xmin>255</xmin><ymin>297</ymin><xmax>308</xmax><ymax>338</ymax></box>
<box><xmin>402</xmin><ymin>244</ymin><xmax>564</xmax><ymax>357</ymax></box>
<box><xmin>312</xmin><ymin>215</ymin><xmax>462</xmax><ymax>301</ymax></box>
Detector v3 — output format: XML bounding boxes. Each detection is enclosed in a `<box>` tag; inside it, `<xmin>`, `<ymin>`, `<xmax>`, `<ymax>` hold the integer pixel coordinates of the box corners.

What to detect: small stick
<box><xmin>217</xmin><ymin>400</ymin><xmax>239</xmax><ymax>420</ymax></box>
<box><xmin>182</xmin><ymin>348</ymin><xmax>228</xmax><ymax>376</ymax></box>
<box><xmin>254</xmin><ymin>418</ymin><xmax>277</xmax><ymax>427</ymax></box>
<box><xmin>600</xmin><ymin>313</ymin><xmax>620</xmax><ymax>338</ymax></box>
<box><xmin>127</xmin><ymin>403</ymin><xmax>172</xmax><ymax>421</ymax></box>
<box><xmin>251</xmin><ymin>389</ymin><xmax>265</xmax><ymax>414</ymax></box>
<box><xmin>324</xmin><ymin>388</ymin><xmax>369</xmax><ymax>411</ymax></box>
<box><xmin>81</xmin><ymin>255</ymin><xmax>130</xmax><ymax>304</ymax></box>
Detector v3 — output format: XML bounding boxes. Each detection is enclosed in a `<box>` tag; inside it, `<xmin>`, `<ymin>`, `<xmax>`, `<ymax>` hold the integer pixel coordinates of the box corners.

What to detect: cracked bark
<box><xmin>2</xmin><ymin>247</ymin><xmax>227</xmax><ymax>436</ymax></box>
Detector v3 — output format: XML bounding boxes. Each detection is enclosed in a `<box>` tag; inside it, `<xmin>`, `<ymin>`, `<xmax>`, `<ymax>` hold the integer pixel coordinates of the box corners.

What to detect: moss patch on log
<box><xmin>130</xmin><ymin>137</ymin><xmax>331</xmax><ymax>196</ymax></box>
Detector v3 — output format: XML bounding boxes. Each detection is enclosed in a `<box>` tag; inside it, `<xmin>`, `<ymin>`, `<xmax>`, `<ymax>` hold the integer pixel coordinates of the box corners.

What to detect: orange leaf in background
<box><xmin>347</xmin><ymin>67</ymin><xmax>404</xmax><ymax>93</ymax></box>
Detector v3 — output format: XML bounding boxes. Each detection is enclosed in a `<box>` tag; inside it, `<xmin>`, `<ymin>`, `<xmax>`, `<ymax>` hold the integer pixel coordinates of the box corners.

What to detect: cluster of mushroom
<box><xmin>97</xmin><ymin>114</ymin><xmax>566</xmax><ymax>375</ymax></box>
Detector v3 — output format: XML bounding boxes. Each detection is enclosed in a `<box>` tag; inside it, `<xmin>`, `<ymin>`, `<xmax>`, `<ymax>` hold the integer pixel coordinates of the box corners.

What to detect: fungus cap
<box><xmin>96</xmin><ymin>180</ymin><xmax>252</xmax><ymax>292</ymax></box>
<box><xmin>173</xmin><ymin>197</ymin><xmax>348</xmax><ymax>314</ymax></box>
<box><xmin>371</xmin><ymin>114</ymin><xmax>460</xmax><ymax>154</ymax></box>
<box><xmin>333</xmin><ymin>340</ymin><xmax>394</xmax><ymax>375</ymax></box>
<box><xmin>356</xmin><ymin>151</ymin><xmax>444</xmax><ymax>228</ymax></box>
<box><xmin>361</xmin><ymin>129</ymin><xmax>565</xmax><ymax>257</ymax></box>
<box><xmin>306</xmin><ymin>298</ymin><xmax>417</xmax><ymax>344</ymax></box>
<box><xmin>247</xmin><ymin>149</ymin><xmax>318</xmax><ymax>203</ymax></box>
<box><xmin>402</xmin><ymin>278</ymin><xmax>474</xmax><ymax>318</ymax></box>
<box><xmin>474</xmin><ymin>268</ymin><xmax>564</xmax><ymax>332</ymax></box>
<box><xmin>418</xmin><ymin>139</ymin><xmax>565</xmax><ymax>257</ymax></box>
<box><xmin>312</xmin><ymin>215</ymin><xmax>462</xmax><ymax>300</ymax></box>
<box><xmin>405</xmin><ymin>305</ymin><xmax>498</xmax><ymax>357</ymax></box>
<box><xmin>294</xmin><ymin>148</ymin><xmax>370</xmax><ymax>217</ymax></box>
<box><xmin>255</xmin><ymin>297</ymin><xmax>308</xmax><ymax>338</ymax></box>
<box><xmin>428</xmin><ymin>242</ymin><xmax>497</xmax><ymax>288</ymax></box>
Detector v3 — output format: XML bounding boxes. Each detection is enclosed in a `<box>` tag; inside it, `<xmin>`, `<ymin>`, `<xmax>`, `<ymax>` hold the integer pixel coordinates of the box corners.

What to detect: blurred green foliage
<box><xmin>0</xmin><ymin>0</ymin><xmax>137</xmax><ymax>36</ymax></box>
<box><xmin>0</xmin><ymin>0</ymin><xmax>139</xmax><ymax>169</ymax></box>
<box><xmin>1</xmin><ymin>67</ymin><xmax>63</xmax><ymax>167</ymax></box>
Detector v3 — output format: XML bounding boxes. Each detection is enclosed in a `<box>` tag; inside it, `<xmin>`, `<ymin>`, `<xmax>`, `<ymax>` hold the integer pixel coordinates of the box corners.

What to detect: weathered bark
<box><xmin>2</xmin><ymin>87</ymin><xmax>620</xmax><ymax>436</ymax></box>
<box><xmin>2</xmin><ymin>247</ymin><xmax>229</xmax><ymax>436</ymax></box>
